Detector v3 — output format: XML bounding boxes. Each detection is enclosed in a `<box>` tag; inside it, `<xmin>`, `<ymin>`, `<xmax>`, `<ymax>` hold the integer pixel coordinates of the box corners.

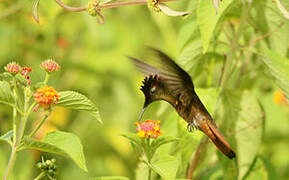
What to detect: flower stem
<box><xmin>148</xmin><ymin>160</ymin><xmax>152</xmax><ymax>180</ymax></box>
<box><xmin>43</xmin><ymin>73</ymin><xmax>50</xmax><ymax>86</ymax></box>
<box><xmin>34</xmin><ymin>171</ymin><xmax>46</xmax><ymax>180</ymax></box>
<box><xmin>29</xmin><ymin>113</ymin><xmax>50</xmax><ymax>138</ymax></box>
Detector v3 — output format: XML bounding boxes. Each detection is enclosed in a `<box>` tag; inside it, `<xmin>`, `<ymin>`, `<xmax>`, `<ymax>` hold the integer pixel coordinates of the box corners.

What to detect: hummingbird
<box><xmin>129</xmin><ymin>48</ymin><xmax>236</xmax><ymax>159</ymax></box>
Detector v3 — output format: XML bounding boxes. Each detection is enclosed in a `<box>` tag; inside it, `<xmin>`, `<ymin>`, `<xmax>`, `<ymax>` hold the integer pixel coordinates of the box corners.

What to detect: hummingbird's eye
<box><xmin>150</xmin><ymin>87</ymin><xmax>156</xmax><ymax>95</ymax></box>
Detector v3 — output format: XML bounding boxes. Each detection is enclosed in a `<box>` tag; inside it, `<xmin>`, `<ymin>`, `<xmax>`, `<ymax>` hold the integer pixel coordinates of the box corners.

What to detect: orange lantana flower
<box><xmin>33</xmin><ymin>86</ymin><xmax>60</xmax><ymax>111</ymax></box>
<box><xmin>135</xmin><ymin>120</ymin><xmax>162</xmax><ymax>139</ymax></box>
<box><xmin>274</xmin><ymin>90</ymin><xmax>287</xmax><ymax>105</ymax></box>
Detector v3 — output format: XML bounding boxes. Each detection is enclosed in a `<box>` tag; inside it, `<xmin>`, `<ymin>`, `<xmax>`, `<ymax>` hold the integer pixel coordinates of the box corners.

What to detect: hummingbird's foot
<box><xmin>187</xmin><ymin>122</ymin><xmax>196</xmax><ymax>132</ymax></box>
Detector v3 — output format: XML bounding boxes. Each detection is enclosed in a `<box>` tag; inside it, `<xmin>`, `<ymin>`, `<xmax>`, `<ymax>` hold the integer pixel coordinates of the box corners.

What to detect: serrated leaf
<box><xmin>32</xmin><ymin>0</ymin><xmax>41</xmax><ymax>23</ymax></box>
<box><xmin>261</xmin><ymin>49</ymin><xmax>289</xmax><ymax>101</ymax></box>
<box><xmin>197</xmin><ymin>0</ymin><xmax>235</xmax><ymax>53</ymax></box>
<box><xmin>57</xmin><ymin>91</ymin><xmax>102</xmax><ymax>123</ymax></box>
<box><xmin>0</xmin><ymin>130</ymin><xmax>13</xmax><ymax>145</ymax></box>
<box><xmin>90</xmin><ymin>176</ymin><xmax>129</xmax><ymax>180</ymax></box>
<box><xmin>158</xmin><ymin>3</ymin><xmax>190</xmax><ymax>17</ymax></box>
<box><xmin>23</xmin><ymin>131</ymin><xmax>88</xmax><ymax>172</ymax></box>
<box><xmin>0</xmin><ymin>81</ymin><xmax>14</xmax><ymax>106</ymax></box>
<box><xmin>151</xmin><ymin>136</ymin><xmax>179</xmax><ymax>150</ymax></box>
<box><xmin>145</xmin><ymin>155</ymin><xmax>179</xmax><ymax>180</ymax></box>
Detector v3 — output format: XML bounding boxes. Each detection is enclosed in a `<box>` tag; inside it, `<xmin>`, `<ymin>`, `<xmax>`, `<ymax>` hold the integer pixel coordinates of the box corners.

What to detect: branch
<box><xmin>54</xmin><ymin>0</ymin><xmax>178</xmax><ymax>12</ymax></box>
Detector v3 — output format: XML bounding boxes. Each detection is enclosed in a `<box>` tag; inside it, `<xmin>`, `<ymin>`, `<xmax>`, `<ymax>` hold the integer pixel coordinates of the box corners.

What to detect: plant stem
<box><xmin>3</xmin><ymin>146</ymin><xmax>17</xmax><ymax>180</ymax></box>
<box><xmin>148</xmin><ymin>159</ymin><xmax>152</xmax><ymax>180</ymax></box>
<box><xmin>33</xmin><ymin>171</ymin><xmax>46</xmax><ymax>180</ymax></box>
<box><xmin>29</xmin><ymin>113</ymin><xmax>49</xmax><ymax>138</ymax></box>
<box><xmin>12</xmin><ymin>78</ymin><xmax>18</xmax><ymax>146</ymax></box>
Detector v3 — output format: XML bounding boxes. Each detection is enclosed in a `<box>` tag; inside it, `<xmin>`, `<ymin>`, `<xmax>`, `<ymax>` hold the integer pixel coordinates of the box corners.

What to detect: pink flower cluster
<box><xmin>4</xmin><ymin>62</ymin><xmax>32</xmax><ymax>85</ymax></box>
<box><xmin>135</xmin><ymin>120</ymin><xmax>161</xmax><ymax>139</ymax></box>
<box><xmin>41</xmin><ymin>59</ymin><xmax>60</xmax><ymax>73</ymax></box>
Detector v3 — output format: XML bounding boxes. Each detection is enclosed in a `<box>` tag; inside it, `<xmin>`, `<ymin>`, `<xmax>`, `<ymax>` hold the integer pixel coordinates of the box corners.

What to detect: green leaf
<box><xmin>197</xmin><ymin>0</ymin><xmax>235</xmax><ymax>53</ymax></box>
<box><xmin>151</xmin><ymin>136</ymin><xmax>179</xmax><ymax>150</ymax></box>
<box><xmin>0</xmin><ymin>81</ymin><xmax>14</xmax><ymax>105</ymax></box>
<box><xmin>158</xmin><ymin>3</ymin><xmax>190</xmax><ymax>17</ymax></box>
<box><xmin>0</xmin><ymin>130</ymin><xmax>13</xmax><ymax>145</ymax></box>
<box><xmin>0</xmin><ymin>72</ymin><xmax>12</xmax><ymax>81</ymax></box>
<box><xmin>57</xmin><ymin>91</ymin><xmax>102</xmax><ymax>123</ymax></box>
<box><xmin>218</xmin><ymin>91</ymin><xmax>264</xmax><ymax>180</ymax></box>
<box><xmin>145</xmin><ymin>155</ymin><xmax>179</xmax><ymax>180</ymax></box>
<box><xmin>121</xmin><ymin>133</ymin><xmax>144</xmax><ymax>148</ymax></box>
<box><xmin>23</xmin><ymin>131</ymin><xmax>88</xmax><ymax>172</ymax></box>
<box><xmin>261</xmin><ymin>49</ymin><xmax>289</xmax><ymax>101</ymax></box>
<box><xmin>32</xmin><ymin>0</ymin><xmax>41</xmax><ymax>23</ymax></box>
<box><xmin>90</xmin><ymin>176</ymin><xmax>129</xmax><ymax>180</ymax></box>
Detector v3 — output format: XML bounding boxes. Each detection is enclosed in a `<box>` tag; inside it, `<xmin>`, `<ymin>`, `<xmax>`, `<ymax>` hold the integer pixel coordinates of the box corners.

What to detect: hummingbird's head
<box><xmin>138</xmin><ymin>75</ymin><xmax>165</xmax><ymax>121</ymax></box>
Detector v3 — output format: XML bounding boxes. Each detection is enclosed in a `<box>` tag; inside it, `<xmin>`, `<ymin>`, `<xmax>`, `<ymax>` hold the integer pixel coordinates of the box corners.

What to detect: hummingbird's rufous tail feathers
<box><xmin>203</xmin><ymin>121</ymin><xmax>236</xmax><ymax>159</ymax></box>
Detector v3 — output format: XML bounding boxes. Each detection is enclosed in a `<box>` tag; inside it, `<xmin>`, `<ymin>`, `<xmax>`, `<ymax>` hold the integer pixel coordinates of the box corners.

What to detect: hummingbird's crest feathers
<box><xmin>140</xmin><ymin>75</ymin><xmax>158</xmax><ymax>95</ymax></box>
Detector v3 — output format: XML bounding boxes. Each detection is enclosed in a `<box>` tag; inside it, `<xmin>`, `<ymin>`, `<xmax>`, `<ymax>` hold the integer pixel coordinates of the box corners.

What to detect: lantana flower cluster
<box><xmin>4</xmin><ymin>62</ymin><xmax>32</xmax><ymax>84</ymax></box>
<box><xmin>41</xmin><ymin>59</ymin><xmax>60</xmax><ymax>73</ymax></box>
<box><xmin>33</xmin><ymin>86</ymin><xmax>60</xmax><ymax>111</ymax></box>
<box><xmin>135</xmin><ymin>120</ymin><xmax>162</xmax><ymax>139</ymax></box>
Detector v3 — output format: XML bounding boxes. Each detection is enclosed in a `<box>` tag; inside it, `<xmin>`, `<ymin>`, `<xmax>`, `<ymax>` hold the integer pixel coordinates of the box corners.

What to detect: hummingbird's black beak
<box><xmin>138</xmin><ymin>99</ymin><xmax>151</xmax><ymax>121</ymax></box>
<box><xmin>137</xmin><ymin>107</ymin><xmax>146</xmax><ymax>121</ymax></box>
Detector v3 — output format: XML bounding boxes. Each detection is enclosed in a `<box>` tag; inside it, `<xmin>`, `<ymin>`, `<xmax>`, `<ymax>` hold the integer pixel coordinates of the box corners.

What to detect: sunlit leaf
<box><xmin>197</xmin><ymin>0</ymin><xmax>235</xmax><ymax>53</ymax></box>
<box><xmin>0</xmin><ymin>130</ymin><xmax>13</xmax><ymax>145</ymax></box>
<box><xmin>32</xmin><ymin>0</ymin><xmax>41</xmax><ymax>23</ymax></box>
<box><xmin>23</xmin><ymin>131</ymin><xmax>88</xmax><ymax>172</ymax></box>
<box><xmin>158</xmin><ymin>3</ymin><xmax>190</xmax><ymax>17</ymax></box>
<box><xmin>261</xmin><ymin>49</ymin><xmax>289</xmax><ymax>102</ymax></box>
<box><xmin>57</xmin><ymin>91</ymin><xmax>102</xmax><ymax>123</ymax></box>
<box><xmin>0</xmin><ymin>81</ymin><xmax>14</xmax><ymax>106</ymax></box>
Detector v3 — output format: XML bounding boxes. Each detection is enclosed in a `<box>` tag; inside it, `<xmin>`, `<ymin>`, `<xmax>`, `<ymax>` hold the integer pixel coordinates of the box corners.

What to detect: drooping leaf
<box><xmin>90</xmin><ymin>176</ymin><xmax>130</xmax><ymax>180</ymax></box>
<box><xmin>32</xmin><ymin>0</ymin><xmax>41</xmax><ymax>23</ymax></box>
<box><xmin>0</xmin><ymin>81</ymin><xmax>14</xmax><ymax>106</ymax></box>
<box><xmin>197</xmin><ymin>0</ymin><xmax>235</xmax><ymax>53</ymax></box>
<box><xmin>145</xmin><ymin>155</ymin><xmax>179</xmax><ymax>180</ymax></box>
<box><xmin>57</xmin><ymin>91</ymin><xmax>102</xmax><ymax>123</ymax></box>
<box><xmin>261</xmin><ymin>49</ymin><xmax>289</xmax><ymax>101</ymax></box>
<box><xmin>0</xmin><ymin>130</ymin><xmax>13</xmax><ymax>145</ymax></box>
<box><xmin>23</xmin><ymin>131</ymin><xmax>88</xmax><ymax>172</ymax></box>
<box><xmin>158</xmin><ymin>3</ymin><xmax>190</xmax><ymax>17</ymax></box>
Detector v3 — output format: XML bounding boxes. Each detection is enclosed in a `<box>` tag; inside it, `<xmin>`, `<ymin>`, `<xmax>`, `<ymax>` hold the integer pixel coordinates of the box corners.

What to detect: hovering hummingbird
<box><xmin>129</xmin><ymin>48</ymin><xmax>236</xmax><ymax>159</ymax></box>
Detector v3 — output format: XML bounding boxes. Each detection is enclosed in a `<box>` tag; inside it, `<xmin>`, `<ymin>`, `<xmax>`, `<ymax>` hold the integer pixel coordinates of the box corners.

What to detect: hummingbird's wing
<box><xmin>129</xmin><ymin>48</ymin><xmax>195</xmax><ymax>106</ymax></box>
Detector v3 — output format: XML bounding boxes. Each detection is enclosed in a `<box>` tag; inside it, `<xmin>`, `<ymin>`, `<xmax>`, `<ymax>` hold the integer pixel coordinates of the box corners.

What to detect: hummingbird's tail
<box><xmin>201</xmin><ymin>120</ymin><xmax>236</xmax><ymax>159</ymax></box>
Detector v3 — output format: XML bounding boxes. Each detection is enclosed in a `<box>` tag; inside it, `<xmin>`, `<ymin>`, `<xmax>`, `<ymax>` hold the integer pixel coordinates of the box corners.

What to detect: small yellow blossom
<box><xmin>274</xmin><ymin>90</ymin><xmax>287</xmax><ymax>105</ymax></box>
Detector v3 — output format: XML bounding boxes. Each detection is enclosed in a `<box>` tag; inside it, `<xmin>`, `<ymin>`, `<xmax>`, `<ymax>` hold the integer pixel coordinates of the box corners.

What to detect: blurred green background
<box><xmin>0</xmin><ymin>0</ymin><xmax>289</xmax><ymax>179</ymax></box>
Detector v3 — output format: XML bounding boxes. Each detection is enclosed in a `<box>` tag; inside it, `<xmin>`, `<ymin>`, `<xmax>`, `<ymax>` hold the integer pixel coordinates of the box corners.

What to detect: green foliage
<box><xmin>0</xmin><ymin>81</ymin><xmax>14</xmax><ymax>106</ymax></box>
<box><xmin>0</xmin><ymin>130</ymin><xmax>13</xmax><ymax>145</ymax></box>
<box><xmin>144</xmin><ymin>155</ymin><xmax>179</xmax><ymax>180</ymax></box>
<box><xmin>23</xmin><ymin>131</ymin><xmax>87</xmax><ymax>172</ymax></box>
<box><xmin>197</xmin><ymin>0</ymin><xmax>235</xmax><ymax>53</ymax></box>
<box><xmin>57</xmin><ymin>91</ymin><xmax>102</xmax><ymax>123</ymax></box>
<box><xmin>90</xmin><ymin>176</ymin><xmax>129</xmax><ymax>180</ymax></box>
<box><xmin>262</xmin><ymin>49</ymin><xmax>289</xmax><ymax>101</ymax></box>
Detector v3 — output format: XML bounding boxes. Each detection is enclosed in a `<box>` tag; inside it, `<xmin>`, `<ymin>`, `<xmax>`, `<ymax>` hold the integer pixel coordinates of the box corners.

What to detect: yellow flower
<box><xmin>274</xmin><ymin>90</ymin><xmax>287</xmax><ymax>105</ymax></box>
